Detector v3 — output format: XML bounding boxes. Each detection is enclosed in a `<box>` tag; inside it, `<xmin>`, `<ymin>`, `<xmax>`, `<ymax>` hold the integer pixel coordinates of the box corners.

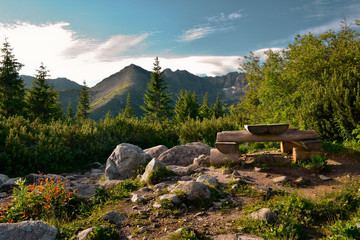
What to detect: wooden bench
<box><xmin>212</xmin><ymin>128</ymin><xmax>324</xmax><ymax>164</ymax></box>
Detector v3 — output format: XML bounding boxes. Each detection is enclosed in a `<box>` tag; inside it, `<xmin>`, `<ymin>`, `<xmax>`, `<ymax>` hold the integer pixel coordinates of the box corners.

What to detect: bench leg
<box><xmin>292</xmin><ymin>147</ymin><xmax>324</xmax><ymax>163</ymax></box>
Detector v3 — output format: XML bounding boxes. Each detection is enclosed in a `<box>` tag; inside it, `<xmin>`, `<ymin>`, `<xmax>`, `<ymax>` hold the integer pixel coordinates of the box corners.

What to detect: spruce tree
<box><xmin>0</xmin><ymin>39</ymin><xmax>25</xmax><ymax>117</ymax></box>
<box><xmin>66</xmin><ymin>98</ymin><xmax>75</xmax><ymax>120</ymax></box>
<box><xmin>213</xmin><ymin>93</ymin><xmax>224</xmax><ymax>118</ymax></box>
<box><xmin>199</xmin><ymin>92</ymin><xmax>213</xmax><ymax>120</ymax></box>
<box><xmin>25</xmin><ymin>63</ymin><xmax>63</xmax><ymax>122</ymax></box>
<box><xmin>141</xmin><ymin>57</ymin><xmax>172</xmax><ymax>121</ymax></box>
<box><xmin>76</xmin><ymin>80</ymin><xmax>91</xmax><ymax>120</ymax></box>
<box><xmin>174</xmin><ymin>90</ymin><xmax>199</xmax><ymax>124</ymax></box>
<box><xmin>123</xmin><ymin>93</ymin><xmax>134</xmax><ymax>118</ymax></box>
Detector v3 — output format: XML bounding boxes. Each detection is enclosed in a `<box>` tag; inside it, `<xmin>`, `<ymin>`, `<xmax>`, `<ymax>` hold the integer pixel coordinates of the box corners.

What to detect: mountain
<box><xmin>56</xmin><ymin>64</ymin><xmax>247</xmax><ymax>121</ymax></box>
<box><xmin>21</xmin><ymin>75</ymin><xmax>82</xmax><ymax>91</ymax></box>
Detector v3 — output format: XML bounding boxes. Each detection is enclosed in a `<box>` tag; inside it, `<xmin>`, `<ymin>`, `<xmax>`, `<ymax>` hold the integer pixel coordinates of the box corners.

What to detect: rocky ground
<box><xmin>1</xmin><ymin>143</ymin><xmax>360</xmax><ymax>240</ymax></box>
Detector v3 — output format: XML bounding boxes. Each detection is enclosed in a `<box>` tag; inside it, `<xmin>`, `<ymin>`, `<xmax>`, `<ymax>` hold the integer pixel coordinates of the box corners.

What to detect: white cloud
<box><xmin>178</xmin><ymin>26</ymin><xmax>215</xmax><ymax>42</ymax></box>
<box><xmin>0</xmin><ymin>21</ymin><xmax>150</xmax><ymax>86</ymax></box>
<box><xmin>179</xmin><ymin>10</ymin><xmax>245</xmax><ymax>43</ymax></box>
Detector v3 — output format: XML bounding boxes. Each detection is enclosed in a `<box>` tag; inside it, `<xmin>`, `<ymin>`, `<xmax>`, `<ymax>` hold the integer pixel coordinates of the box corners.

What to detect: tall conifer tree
<box><xmin>0</xmin><ymin>39</ymin><xmax>25</xmax><ymax>117</ymax></box>
<box><xmin>123</xmin><ymin>93</ymin><xmax>134</xmax><ymax>118</ymax></box>
<box><xmin>26</xmin><ymin>63</ymin><xmax>63</xmax><ymax>122</ymax></box>
<box><xmin>199</xmin><ymin>92</ymin><xmax>213</xmax><ymax>120</ymax></box>
<box><xmin>141</xmin><ymin>57</ymin><xmax>172</xmax><ymax>121</ymax></box>
<box><xmin>213</xmin><ymin>93</ymin><xmax>224</xmax><ymax>118</ymax></box>
<box><xmin>76</xmin><ymin>80</ymin><xmax>91</xmax><ymax>120</ymax></box>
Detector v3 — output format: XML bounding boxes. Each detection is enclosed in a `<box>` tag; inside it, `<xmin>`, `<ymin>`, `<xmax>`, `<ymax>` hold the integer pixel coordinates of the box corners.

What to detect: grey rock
<box><xmin>0</xmin><ymin>177</ymin><xmax>21</xmax><ymax>190</ymax></box>
<box><xmin>101</xmin><ymin>211</ymin><xmax>126</xmax><ymax>224</ymax></box>
<box><xmin>72</xmin><ymin>184</ymin><xmax>100</xmax><ymax>199</ymax></box>
<box><xmin>77</xmin><ymin>227</ymin><xmax>95</xmax><ymax>240</ymax></box>
<box><xmin>90</xmin><ymin>169</ymin><xmax>103</xmax><ymax>176</ymax></box>
<box><xmin>141</xmin><ymin>158</ymin><xmax>166</xmax><ymax>183</ymax></box>
<box><xmin>158</xmin><ymin>142</ymin><xmax>210</xmax><ymax>166</ymax></box>
<box><xmin>144</xmin><ymin>145</ymin><xmax>168</xmax><ymax>159</ymax></box>
<box><xmin>98</xmin><ymin>180</ymin><xmax>123</xmax><ymax>189</ymax></box>
<box><xmin>193</xmin><ymin>154</ymin><xmax>210</xmax><ymax>167</ymax></box>
<box><xmin>180</xmin><ymin>176</ymin><xmax>193</xmax><ymax>181</ymax></box>
<box><xmin>131</xmin><ymin>193</ymin><xmax>144</xmax><ymax>203</ymax></box>
<box><xmin>89</xmin><ymin>162</ymin><xmax>103</xmax><ymax>169</ymax></box>
<box><xmin>0</xmin><ymin>174</ymin><xmax>9</xmax><ymax>185</ymax></box>
<box><xmin>319</xmin><ymin>175</ymin><xmax>331</xmax><ymax>181</ymax></box>
<box><xmin>272</xmin><ymin>176</ymin><xmax>290</xmax><ymax>184</ymax></box>
<box><xmin>196</xmin><ymin>175</ymin><xmax>220</xmax><ymax>187</ymax></box>
<box><xmin>105</xmin><ymin>143</ymin><xmax>148</xmax><ymax>180</ymax></box>
<box><xmin>0</xmin><ymin>221</ymin><xmax>57</xmax><ymax>240</ymax></box>
<box><xmin>153</xmin><ymin>182</ymin><xmax>168</xmax><ymax>190</ymax></box>
<box><xmin>167</xmin><ymin>164</ymin><xmax>200</xmax><ymax>176</ymax></box>
<box><xmin>171</xmin><ymin>181</ymin><xmax>211</xmax><ymax>202</ymax></box>
<box><xmin>159</xmin><ymin>194</ymin><xmax>180</xmax><ymax>204</ymax></box>
<box><xmin>253</xmin><ymin>154</ymin><xmax>289</xmax><ymax>165</ymax></box>
<box><xmin>249</xmin><ymin>208</ymin><xmax>278</xmax><ymax>224</ymax></box>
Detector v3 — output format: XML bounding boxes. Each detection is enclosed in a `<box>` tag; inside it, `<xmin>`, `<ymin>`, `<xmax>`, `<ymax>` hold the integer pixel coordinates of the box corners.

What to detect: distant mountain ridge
<box><xmin>21</xmin><ymin>75</ymin><xmax>82</xmax><ymax>91</ymax></box>
<box><xmin>26</xmin><ymin>64</ymin><xmax>247</xmax><ymax>121</ymax></box>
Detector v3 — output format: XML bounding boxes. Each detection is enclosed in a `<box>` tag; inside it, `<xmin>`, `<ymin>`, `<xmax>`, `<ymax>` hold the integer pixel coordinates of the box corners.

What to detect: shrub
<box><xmin>0</xmin><ymin>178</ymin><xmax>81</xmax><ymax>223</ymax></box>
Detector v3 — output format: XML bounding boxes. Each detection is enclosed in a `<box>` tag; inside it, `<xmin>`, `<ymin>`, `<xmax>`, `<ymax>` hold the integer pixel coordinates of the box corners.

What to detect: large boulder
<box><xmin>105</xmin><ymin>143</ymin><xmax>148</xmax><ymax>180</ymax></box>
<box><xmin>0</xmin><ymin>221</ymin><xmax>57</xmax><ymax>240</ymax></box>
<box><xmin>158</xmin><ymin>142</ymin><xmax>210</xmax><ymax>166</ymax></box>
<box><xmin>144</xmin><ymin>145</ymin><xmax>168</xmax><ymax>159</ymax></box>
<box><xmin>196</xmin><ymin>175</ymin><xmax>220</xmax><ymax>187</ymax></box>
<box><xmin>171</xmin><ymin>181</ymin><xmax>211</xmax><ymax>202</ymax></box>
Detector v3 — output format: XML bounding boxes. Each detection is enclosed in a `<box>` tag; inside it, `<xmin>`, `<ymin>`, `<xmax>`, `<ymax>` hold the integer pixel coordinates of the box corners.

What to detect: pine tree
<box><xmin>199</xmin><ymin>92</ymin><xmax>213</xmax><ymax>120</ymax></box>
<box><xmin>76</xmin><ymin>80</ymin><xmax>91</xmax><ymax>120</ymax></box>
<box><xmin>174</xmin><ymin>90</ymin><xmax>199</xmax><ymax>124</ymax></box>
<box><xmin>141</xmin><ymin>57</ymin><xmax>172</xmax><ymax>121</ymax></box>
<box><xmin>66</xmin><ymin>98</ymin><xmax>75</xmax><ymax>120</ymax></box>
<box><xmin>0</xmin><ymin>39</ymin><xmax>25</xmax><ymax>117</ymax></box>
<box><xmin>213</xmin><ymin>93</ymin><xmax>224</xmax><ymax>118</ymax></box>
<box><xmin>123</xmin><ymin>93</ymin><xmax>134</xmax><ymax>118</ymax></box>
<box><xmin>25</xmin><ymin>63</ymin><xmax>63</xmax><ymax>122</ymax></box>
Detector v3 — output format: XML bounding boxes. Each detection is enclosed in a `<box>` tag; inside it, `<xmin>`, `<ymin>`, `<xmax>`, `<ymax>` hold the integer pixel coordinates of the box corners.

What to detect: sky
<box><xmin>0</xmin><ymin>0</ymin><xmax>359</xmax><ymax>86</ymax></box>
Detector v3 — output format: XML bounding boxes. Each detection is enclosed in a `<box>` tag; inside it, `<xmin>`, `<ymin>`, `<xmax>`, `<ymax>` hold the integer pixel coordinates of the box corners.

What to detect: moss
<box><xmin>147</xmin><ymin>167</ymin><xmax>174</xmax><ymax>184</ymax></box>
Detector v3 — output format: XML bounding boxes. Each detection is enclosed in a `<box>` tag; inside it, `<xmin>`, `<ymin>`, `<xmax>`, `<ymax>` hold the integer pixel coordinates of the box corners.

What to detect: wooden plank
<box><xmin>216</xmin><ymin>130</ymin><xmax>318</xmax><ymax>143</ymax></box>
<box><xmin>291</xmin><ymin>140</ymin><xmax>323</xmax><ymax>151</ymax></box>
<box><xmin>215</xmin><ymin>142</ymin><xmax>239</xmax><ymax>154</ymax></box>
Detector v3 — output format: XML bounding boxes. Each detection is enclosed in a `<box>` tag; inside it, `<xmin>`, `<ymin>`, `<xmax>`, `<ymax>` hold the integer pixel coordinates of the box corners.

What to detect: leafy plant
<box><xmin>295</xmin><ymin>155</ymin><xmax>328</xmax><ymax>170</ymax></box>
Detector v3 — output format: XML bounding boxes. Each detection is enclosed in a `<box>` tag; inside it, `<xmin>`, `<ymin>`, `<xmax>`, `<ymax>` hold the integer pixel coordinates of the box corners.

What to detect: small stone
<box><xmin>249</xmin><ymin>208</ymin><xmax>278</xmax><ymax>224</ymax></box>
<box><xmin>139</xmin><ymin>187</ymin><xmax>152</xmax><ymax>192</ymax></box>
<box><xmin>232</xmin><ymin>171</ymin><xmax>241</xmax><ymax>176</ymax></box>
<box><xmin>265</xmin><ymin>173</ymin><xmax>270</xmax><ymax>178</ymax></box>
<box><xmin>254</xmin><ymin>167</ymin><xmax>262</xmax><ymax>172</ymax></box>
<box><xmin>101</xmin><ymin>211</ymin><xmax>126</xmax><ymax>224</ymax></box>
<box><xmin>272</xmin><ymin>176</ymin><xmax>289</xmax><ymax>184</ymax></box>
<box><xmin>319</xmin><ymin>175</ymin><xmax>331</xmax><ymax>181</ymax></box>
<box><xmin>131</xmin><ymin>193</ymin><xmax>144</xmax><ymax>203</ymax></box>
<box><xmin>153</xmin><ymin>202</ymin><xmax>162</xmax><ymax>208</ymax></box>
<box><xmin>295</xmin><ymin>177</ymin><xmax>310</xmax><ymax>185</ymax></box>
<box><xmin>222</xmin><ymin>169</ymin><xmax>233</xmax><ymax>175</ymax></box>
<box><xmin>180</xmin><ymin>176</ymin><xmax>192</xmax><ymax>181</ymax></box>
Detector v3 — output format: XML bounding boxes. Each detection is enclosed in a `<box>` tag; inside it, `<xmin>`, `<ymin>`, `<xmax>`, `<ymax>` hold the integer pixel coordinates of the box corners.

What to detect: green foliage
<box><xmin>109</xmin><ymin>179</ymin><xmax>144</xmax><ymax>200</ymax></box>
<box><xmin>168</xmin><ymin>227</ymin><xmax>208</xmax><ymax>240</ymax></box>
<box><xmin>0</xmin><ymin>114</ymin><xmax>178</xmax><ymax>177</ymax></box>
<box><xmin>178</xmin><ymin>115</ymin><xmax>243</xmax><ymax>146</ymax></box>
<box><xmin>25</xmin><ymin>63</ymin><xmax>63</xmax><ymax>122</ymax></box>
<box><xmin>76</xmin><ymin>80</ymin><xmax>91</xmax><ymax>120</ymax></box>
<box><xmin>295</xmin><ymin>155</ymin><xmax>328</xmax><ymax>170</ymax></box>
<box><xmin>174</xmin><ymin>90</ymin><xmax>200</xmax><ymax>124</ymax></box>
<box><xmin>88</xmin><ymin>225</ymin><xmax>120</xmax><ymax>240</ymax></box>
<box><xmin>238</xmin><ymin>21</ymin><xmax>360</xmax><ymax>141</ymax></box>
<box><xmin>141</xmin><ymin>57</ymin><xmax>172</xmax><ymax>121</ymax></box>
<box><xmin>0</xmin><ymin>39</ymin><xmax>25</xmax><ymax>117</ymax></box>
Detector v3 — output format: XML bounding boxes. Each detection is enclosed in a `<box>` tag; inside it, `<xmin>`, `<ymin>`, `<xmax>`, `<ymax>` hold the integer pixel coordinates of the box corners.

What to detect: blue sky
<box><xmin>0</xmin><ymin>0</ymin><xmax>359</xmax><ymax>86</ymax></box>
